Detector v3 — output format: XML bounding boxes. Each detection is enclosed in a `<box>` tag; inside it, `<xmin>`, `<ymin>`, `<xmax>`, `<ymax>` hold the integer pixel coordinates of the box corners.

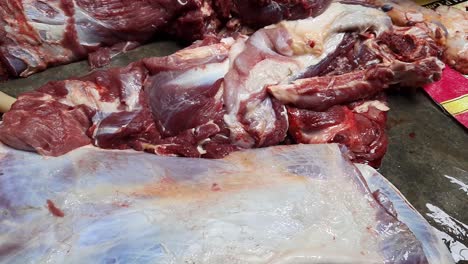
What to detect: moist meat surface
<box><xmin>0</xmin><ymin>3</ymin><xmax>447</xmax><ymax>166</ymax></box>
<box><xmin>0</xmin><ymin>0</ymin><xmax>332</xmax><ymax>80</ymax></box>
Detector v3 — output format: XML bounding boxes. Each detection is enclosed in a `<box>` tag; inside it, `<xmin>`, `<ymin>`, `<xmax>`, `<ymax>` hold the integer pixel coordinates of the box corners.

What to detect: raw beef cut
<box><xmin>287</xmin><ymin>96</ymin><xmax>389</xmax><ymax>167</ymax></box>
<box><xmin>0</xmin><ymin>3</ymin><xmax>447</xmax><ymax>165</ymax></box>
<box><xmin>0</xmin><ymin>142</ymin><xmax>455</xmax><ymax>263</ymax></box>
<box><xmin>351</xmin><ymin>0</ymin><xmax>468</xmax><ymax>74</ymax></box>
<box><xmin>222</xmin><ymin>3</ymin><xmax>394</xmax><ymax>148</ymax></box>
<box><xmin>0</xmin><ymin>0</ymin><xmax>332</xmax><ymax>80</ymax></box>
<box><xmin>0</xmin><ymin>37</ymin><xmax>238</xmax><ymax>158</ymax></box>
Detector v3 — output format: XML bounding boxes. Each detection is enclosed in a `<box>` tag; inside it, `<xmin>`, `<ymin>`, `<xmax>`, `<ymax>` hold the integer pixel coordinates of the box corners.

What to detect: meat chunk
<box><xmin>370</xmin><ymin>0</ymin><xmax>468</xmax><ymax>74</ymax></box>
<box><xmin>435</xmin><ymin>6</ymin><xmax>468</xmax><ymax>74</ymax></box>
<box><xmin>231</xmin><ymin>0</ymin><xmax>331</xmax><ymax>28</ymax></box>
<box><xmin>0</xmin><ymin>38</ymin><xmax>239</xmax><ymax>158</ymax></box>
<box><xmin>0</xmin><ymin>0</ymin><xmax>184</xmax><ymax>78</ymax></box>
<box><xmin>0</xmin><ymin>89</ymin><xmax>94</xmax><ymax>156</ymax></box>
<box><xmin>287</xmin><ymin>96</ymin><xmax>389</xmax><ymax>166</ymax></box>
<box><xmin>0</xmin><ymin>3</ymin><xmax>448</xmax><ymax>165</ymax></box>
<box><xmin>223</xmin><ymin>3</ymin><xmax>392</xmax><ymax>148</ymax></box>
<box><xmin>268</xmin><ymin>23</ymin><xmax>445</xmax><ymax>111</ymax></box>
<box><xmin>0</xmin><ymin>0</ymin><xmax>333</xmax><ymax>80</ymax></box>
<box><xmin>268</xmin><ymin>58</ymin><xmax>443</xmax><ymax>111</ymax></box>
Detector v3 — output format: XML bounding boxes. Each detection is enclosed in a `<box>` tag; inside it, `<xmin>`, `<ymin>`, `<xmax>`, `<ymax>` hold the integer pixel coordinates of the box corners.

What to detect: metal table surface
<box><xmin>1</xmin><ymin>42</ymin><xmax>467</xmax><ymax>262</ymax></box>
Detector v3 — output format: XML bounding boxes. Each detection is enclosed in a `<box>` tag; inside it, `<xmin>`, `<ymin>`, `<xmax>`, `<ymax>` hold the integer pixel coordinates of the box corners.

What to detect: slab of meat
<box><xmin>0</xmin><ymin>3</ymin><xmax>446</xmax><ymax>166</ymax></box>
<box><xmin>352</xmin><ymin>0</ymin><xmax>468</xmax><ymax>74</ymax></box>
<box><xmin>287</xmin><ymin>96</ymin><xmax>389</xmax><ymax>167</ymax></box>
<box><xmin>0</xmin><ymin>142</ymin><xmax>455</xmax><ymax>263</ymax></box>
<box><xmin>0</xmin><ymin>37</ymin><xmax>238</xmax><ymax>158</ymax></box>
<box><xmin>435</xmin><ymin>6</ymin><xmax>468</xmax><ymax>74</ymax></box>
<box><xmin>223</xmin><ymin>3</ymin><xmax>393</xmax><ymax>148</ymax></box>
<box><xmin>0</xmin><ymin>0</ymin><xmax>332</xmax><ymax>80</ymax></box>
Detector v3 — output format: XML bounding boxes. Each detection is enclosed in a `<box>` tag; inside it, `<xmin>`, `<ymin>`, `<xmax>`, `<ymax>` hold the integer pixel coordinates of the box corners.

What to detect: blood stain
<box><xmin>46</xmin><ymin>199</ymin><xmax>65</xmax><ymax>217</ymax></box>
<box><xmin>211</xmin><ymin>183</ymin><xmax>221</xmax><ymax>192</ymax></box>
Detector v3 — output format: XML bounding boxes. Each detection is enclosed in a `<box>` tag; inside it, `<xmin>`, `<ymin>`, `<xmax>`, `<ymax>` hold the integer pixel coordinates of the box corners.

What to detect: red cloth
<box><xmin>424</xmin><ymin>65</ymin><xmax>468</xmax><ymax>127</ymax></box>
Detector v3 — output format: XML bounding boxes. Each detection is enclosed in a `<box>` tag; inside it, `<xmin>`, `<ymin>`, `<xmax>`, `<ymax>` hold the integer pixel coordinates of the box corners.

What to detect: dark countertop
<box><xmin>1</xmin><ymin>42</ymin><xmax>467</xmax><ymax>261</ymax></box>
<box><xmin>381</xmin><ymin>91</ymin><xmax>468</xmax><ymax>261</ymax></box>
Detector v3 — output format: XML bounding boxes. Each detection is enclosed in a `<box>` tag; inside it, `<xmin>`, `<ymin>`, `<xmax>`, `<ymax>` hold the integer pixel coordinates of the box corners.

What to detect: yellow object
<box><xmin>441</xmin><ymin>95</ymin><xmax>468</xmax><ymax>115</ymax></box>
<box><xmin>414</xmin><ymin>0</ymin><xmax>467</xmax><ymax>10</ymax></box>
<box><xmin>0</xmin><ymin>91</ymin><xmax>16</xmax><ymax>113</ymax></box>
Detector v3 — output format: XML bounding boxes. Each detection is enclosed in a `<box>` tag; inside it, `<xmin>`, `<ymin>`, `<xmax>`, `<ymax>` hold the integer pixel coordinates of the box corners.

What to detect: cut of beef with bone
<box><xmin>0</xmin><ymin>38</ymin><xmax>239</xmax><ymax>158</ymax></box>
<box><xmin>223</xmin><ymin>3</ymin><xmax>393</xmax><ymax>148</ymax></box>
<box><xmin>268</xmin><ymin>24</ymin><xmax>444</xmax><ymax>111</ymax></box>
<box><xmin>0</xmin><ymin>0</ymin><xmax>332</xmax><ymax>80</ymax></box>
<box><xmin>1</xmin><ymin>0</ymin><xmax>464</xmax><ymax>80</ymax></box>
<box><xmin>268</xmin><ymin>57</ymin><xmax>443</xmax><ymax>111</ymax></box>
<box><xmin>0</xmin><ymin>3</ymin><xmax>446</xmax><ymax>166</ymax></box>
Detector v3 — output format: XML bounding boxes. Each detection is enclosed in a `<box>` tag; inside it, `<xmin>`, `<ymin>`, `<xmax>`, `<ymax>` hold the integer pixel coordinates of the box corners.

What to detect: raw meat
<box><xmin>367</xmin><ymin>0</ymin><xmax>468</xmax><ymax>74</ymax></box>
<box><xmin>287</xmin><ymin>96</ymin><xmax>389</xmax><ymax>167</ymax></box>
<box><xmin>0</xmin><ymin>3</ymin><xmax>446</xmax><ymax>165</ymax></box>
<box><xmin>0</xmin><ymin>142</ymin><xmax>455</xmax><ymax>263</ymax></box>
<box><xmin>435</xmin><ymin>6</ymin><xmax>468</xmax><ymax>74</ymax></box>
<box><xmin>0</xmin><ymin>0</ymin><xmax>332</xmax><ymax>80</ymax></box>
<box><xmin>267</xmin><ymin>24</ymin><xmax>444</xmax><ymax>111</ymax></box>
<box><xmin>0</xmin><ymin>37</ymin><xmax>238</xmax><ymax>158</ymax></box>
<box><xmin>223</xmin><ymin>3</ymin><xmax>393</xmax><ymax>148</ymax></box>
<box><xmin>230</xmin><ymin>0</ymin><xmax>331</xmax><ymax>28</ymax></box>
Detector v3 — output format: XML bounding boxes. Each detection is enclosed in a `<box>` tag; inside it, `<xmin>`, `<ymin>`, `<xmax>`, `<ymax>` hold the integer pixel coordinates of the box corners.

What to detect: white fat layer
<box><xmin>302</xmin><ymin>122</ymin><xmax>349</xmax><ymax>143</ymax></box>
<box><xmin>353</xmin><ymin>100</ymin><xmax>390</xmax><ymax>113</ymax></box>
<box><xmin>241</xmin><ymin>59</ymin><xmax>299</xmax><ymax>101</ymax></box>
<box><xmin>196</xmin><ymin>143</ymin><xmax>208</xmax><ymax>155</ymax></box>
<box><xmin>0</xmin><ymin>144</ymin><xmax>395</xmax><ymax>263</ymax></box>
<box><xmin>167</xmin><ymin>60</ymin><xmax>229</xmax><ymax>88</ymax></box>
<box><xmin>60</xmin><ymin>81</ymin><xmax>120</xmax><ymax>114</ymax></box>
<box><xmin>223</xmin><ymin>3</ymin><xmax>392</xmax><ymax>147</ymax></box>
<box><xmin>74</xmin><ymin>7</ymin><xmax>110</xmax><ymax>47</ymax></box>
<box><xmin>177</xmin><ymin>42</ymin><xmax>230</xmax><ymax>61</ymax></box>
<box><xmin>292</xmin><ymin>32</ymin><xmax>345</xmax><ymax>71</ymax></box>
<box><xmin>244</xmin><ymin>98</ymin><xmax>278</xmax><ymax>140</ymax></box>
<box><xmin>23</xmin><ymin>1</ymin><xmax>67</xmax><ymax>42</ymax></box>
<box><xmin>274</xmin><ymin>3</ymin><xmax>392</xmax><ymax>55</ymax></box>
<box><xmin>268</xmin><ymin>84</ymin><xmax>299</xmax><ymax>104</ymax></box>
<box><xmin>220</xmin><ymin>37</ymin><xmax>236</xmax><ymax>46</ymax></box>
<box><xmin>228</xmin><ymin>36</ymin><xmax>248</xmax><ymax>68</ymax></box>
<box><xmin>93</xmin><ymin>126</ymin><xmax>120</xmax><ymax>138</ymax></box>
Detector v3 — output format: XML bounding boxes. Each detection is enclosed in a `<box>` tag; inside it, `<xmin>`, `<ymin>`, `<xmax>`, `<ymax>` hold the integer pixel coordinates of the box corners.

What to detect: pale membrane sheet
<box><xmin>0</xmin><ymin>143</ymin><xmax>453</xmax><ymax>263</ymax></box>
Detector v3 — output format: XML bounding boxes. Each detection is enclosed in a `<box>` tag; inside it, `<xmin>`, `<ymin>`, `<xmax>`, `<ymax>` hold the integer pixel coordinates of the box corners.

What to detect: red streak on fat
<box><xmin>408</xmin><ymin>132</ymin><xmax>416</xmax><ymax>139</ymax></box>
<box><xmin>46</xmin><ymin>200</ymin><xmax>65</xmax><ymax>217</ymax></box>
<box><xmin>211</xmin><ymin>183</ymin><xmax>221</xmax><ymax>192</ymax></box>
<box><xmin>113</xmin><ymin>202</ymin><xmax>130</xmax><ymax>208</ymax></box>
<box><xmin>308</xmin><ymin>40</ymin><xmax>315</xmax><ymax>48</ymax></box>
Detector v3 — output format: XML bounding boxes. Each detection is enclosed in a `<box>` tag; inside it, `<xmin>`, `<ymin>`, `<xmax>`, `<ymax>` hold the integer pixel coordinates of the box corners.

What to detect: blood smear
<box><xmin>46</xmin><ymin>199</ymin><xmax>65</xmax><ymax>217</ymax></box>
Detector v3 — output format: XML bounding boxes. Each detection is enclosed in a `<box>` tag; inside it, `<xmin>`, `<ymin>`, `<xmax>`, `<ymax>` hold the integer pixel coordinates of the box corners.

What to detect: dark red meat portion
<box><xmin>0</xmin><ymin>38</ymin><xmax>238</xmax><ymax>158</ymax></box>
<box><xmin>232</xmin><ymin>0</ymin><xmax>330</xmax><ymax>28</ymax></box>
<box><xmin>287</xmin><ymin>95</ymin><xmax>388</xmax><ymax>167</ymax></box>
<box><xmin>0</xmin><ymin>88</ymin><xmax>94</xmax><ymax>156</ymax></box>
<box><xmin>0</xmin><ymin>4</ymin><xmax>447</xmax><ymax>167</ymax></box>
<box><xmin>0</xmin><ymin>0</ymin><xmax>332</xmax><ymax>79</ymax></box>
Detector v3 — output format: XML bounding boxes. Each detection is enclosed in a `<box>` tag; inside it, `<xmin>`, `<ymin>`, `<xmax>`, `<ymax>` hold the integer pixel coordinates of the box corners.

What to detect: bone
<box><xmin>0</xmin><ymin>91</ymin><xmax>16</xmax><ymax>113</ymax></box>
